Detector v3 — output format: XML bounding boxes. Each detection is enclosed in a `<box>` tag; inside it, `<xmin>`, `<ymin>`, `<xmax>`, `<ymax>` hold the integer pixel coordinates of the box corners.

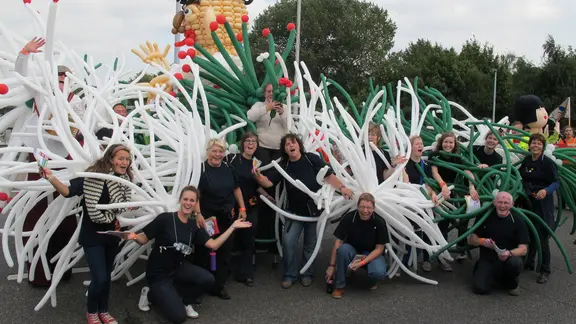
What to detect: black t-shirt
<box><xmin>96</xmin><ymin>128</ymin><xmax>114</xmax><ymax>140</ymax></box>
<box><xmin>473</xmin><ymin>145</ymin><xmax>503</xmax><ymax>167</ymax></box>
<box><xmin>143</xmin><ymin>212</ymin><xmax>210</xmax><ymax>283</ymax></box>
<box><xmin>473</xmin><ymin>211</ymin><xmax>529</xmax><ymax>262</ymax></box>
<box><xmin>373</xmin><ymin>149</ymin><xmax>392</xmax><ymax>184</ymax></box>
<box><xmin>333</xmin><ymin>211</ymin><xmax>389</xmax><ymax>253</ymax></box>
<box><xmin>519</xmin><ymin>155</ymin><xmax>559</xmax><ymax>194</ymax></box>
<box><xmin>68</xmin><ymin>177</ymin><xmax>119</xmax><ymax>247</ymax></box>
<box><xmin>268</xmin><ymin>152</ymin><xmax>334</xmax><ymax>215</ymax></box>
<box><xmin>405</xmin><ymin>158</ymin><xmax>432</xmax><ymax>185</ymax></box>
<box><xmin>198</xmin><ymin>161</ymin><xmax>239</xmax><ymax>220</ymax></box>
<box><xmin>431</xmin><ymin>153</ymin><xmax>462</xmax><ymax>183</ymax></box>
<box><xmin>226</xmin><ymin>153</ymin><xmax>259</xmax><ymax>211</ymax></box>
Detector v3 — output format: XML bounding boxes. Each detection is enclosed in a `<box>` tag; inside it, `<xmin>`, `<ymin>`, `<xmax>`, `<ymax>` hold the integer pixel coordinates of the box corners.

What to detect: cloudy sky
<box><xmin>1</xmin><ymin>0</ymin><xmax>573</xmax><ymax>76</ymax></box>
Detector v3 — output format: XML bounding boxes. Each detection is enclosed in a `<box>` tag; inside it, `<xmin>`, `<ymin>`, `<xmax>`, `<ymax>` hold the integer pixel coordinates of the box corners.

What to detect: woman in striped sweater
<box><xmin>40</xmin><ymin>144</ymin><xmax>133</xmax><ymax>324</ymax></box>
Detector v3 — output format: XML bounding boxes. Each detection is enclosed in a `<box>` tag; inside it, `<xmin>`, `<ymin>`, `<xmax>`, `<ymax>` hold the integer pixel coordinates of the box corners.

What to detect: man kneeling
<box><xmin>468</xmin><ymin>192</ymin><xmax>529</xmax><ymax>296</ymax></box>
<box><xmin>326</xmin><ymin>193</ymin><xmax>388</xmax><ymax>299</ymax></box>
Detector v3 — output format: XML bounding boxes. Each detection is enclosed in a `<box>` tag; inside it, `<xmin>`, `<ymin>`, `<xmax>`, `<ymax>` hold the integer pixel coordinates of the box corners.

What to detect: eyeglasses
<box><xmin>58</xmin><ymin>72</ymin><xmax>66</xmax><ymax>76</ymax></box>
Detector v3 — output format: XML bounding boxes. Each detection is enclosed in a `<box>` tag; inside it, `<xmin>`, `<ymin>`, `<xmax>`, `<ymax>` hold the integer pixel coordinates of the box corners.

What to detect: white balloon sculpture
<box><xmin>0</xmin><ymin>0</ymin><xmax>455</xmax><ymax>311</ymax></box>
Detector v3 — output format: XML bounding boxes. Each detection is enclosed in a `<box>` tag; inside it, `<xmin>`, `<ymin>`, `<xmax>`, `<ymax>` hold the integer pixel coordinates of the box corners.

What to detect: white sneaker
<box><xmin>185</xmin><ymin>305</ymin><xmax>199</xmax><ymax>319</ymax></box>
<box><xmin>138</xmin><ymin>286</ymin><xmax>150</xmax><ymax>312</ymax></box>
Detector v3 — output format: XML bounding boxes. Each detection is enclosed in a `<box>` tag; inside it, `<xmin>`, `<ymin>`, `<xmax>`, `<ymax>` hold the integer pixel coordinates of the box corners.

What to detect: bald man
<box><xmin>468</xmin><ymin>192</ymin><xmax>529</xmax><ymax>296</ymax></box>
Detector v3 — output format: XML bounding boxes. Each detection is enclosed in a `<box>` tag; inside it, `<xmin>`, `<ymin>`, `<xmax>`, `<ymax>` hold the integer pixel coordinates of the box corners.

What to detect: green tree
<box><xmin>250</xmin><ymin>0</ymin><xmax>397</xmax><ymax>101</ymax></box>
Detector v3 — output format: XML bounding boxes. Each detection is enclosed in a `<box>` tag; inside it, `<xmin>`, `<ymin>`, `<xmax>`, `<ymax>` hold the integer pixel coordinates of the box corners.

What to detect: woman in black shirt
<box><xmin>225</xmin><ymin>132</ymin><xmax>262</xmax><ymax>286</ymax></box>
<box><xmin>40</xmin><ymin>144</ymin><xmax>133</xmax><ymax>324</ymax></box>
<box><xmin>128</xmin><ymin>186</ymin><xmax>251</xmax><ymax>323</ymax></box>
<box><xmin>193</xmin><ymin>138</ymin><xmax>247</xmax><ymax>299</ymax></box>
<box><xmin>520</xmin><ymin>133</ymin><xmax>560</xmax><ymax>284</ymax></box>
<box><xmin>368</xmin><ymin>122</ymin><xmax>407</xmax><ymax>184</ymax></box>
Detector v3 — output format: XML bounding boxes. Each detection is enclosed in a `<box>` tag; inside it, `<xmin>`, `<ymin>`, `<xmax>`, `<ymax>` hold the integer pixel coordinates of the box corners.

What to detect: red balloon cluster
<box><xmin>279</xmin><ymin>77</ymin><xmax>293</xmax><ymax>88</ymax></box>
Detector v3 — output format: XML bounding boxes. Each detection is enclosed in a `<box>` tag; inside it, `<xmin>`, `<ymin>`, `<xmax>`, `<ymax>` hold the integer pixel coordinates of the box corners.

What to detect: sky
<box><xmin>0</xmin><ymin>0</ymin><xmax>573</xmax><ymax>77</ymax></box>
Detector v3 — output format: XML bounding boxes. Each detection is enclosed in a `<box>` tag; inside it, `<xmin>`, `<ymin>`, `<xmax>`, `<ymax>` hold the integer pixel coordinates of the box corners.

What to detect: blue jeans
<box><xmin>84</xmin><ymin>243</ymin><xmax>118</xmax><ymax>313</ymax></box>
<box><xmin>282</xmin><ymin>219</ymin><xmax>317</xmax><ymax>281</ymax></box>
<box><xmin>335</xmin><ymin>243</ymin><xmax>387</xmax><ymax>289</ymax></box>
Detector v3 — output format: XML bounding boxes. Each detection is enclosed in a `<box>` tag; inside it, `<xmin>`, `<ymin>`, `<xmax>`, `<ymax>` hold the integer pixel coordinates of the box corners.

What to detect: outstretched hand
<box><xmin>23</xmin><ymin>37</ymin><xmax>46</xmax><ymax>53</ymax></box>
<box><xmin>232</xmin><ymin>219</ymin><xmax>252</xmax><ymax>229</ymax></box>
<box><xmin>39</xmin><ymin>166</ymin><xmax>53</xmax><ymax>180</ymax></box>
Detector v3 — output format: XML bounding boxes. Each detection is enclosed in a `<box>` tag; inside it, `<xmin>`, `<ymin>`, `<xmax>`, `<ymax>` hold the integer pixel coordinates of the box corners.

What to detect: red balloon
<box><xmin>182</xmin><ymin>64</ymin><xmax>191</xmax><ymax>73</ymax></box>
<box><xmin>287</xmin><ymin>23</ymin><xmax>296</xmax><ymax>31</ymax></box>
<box><xmin>209</xmin><ymin>21</ymin><xmax>219</xmax><ymax>32</ymax></box>
<box><xmin>0</xmin><ymin>192</ymin><xmax>8</xmax><ymax>201</ymax></box>
<box><xmin>0</xmin><ymin>84</ymin><xmax>8</xmax><ymax>95</ymax></box>
<box><xmin>168</xmin><ymin>91</ymin><xmax>176</xmax><ymax>97</ymax></box>
<box><xmin>241</xmin><ymin>15</ymin><xmax>249</xmax><ymax>23</ymax></box>
<box><xmin>185</xmin><ymin>38</ymin><xmax>195</xmax><ymax>46</ymax></box>
<box><xmin>187</xmin><ymin>48</ymin><xmax>196</xmax><ymax>58</ymax></box>
<box><xmin>174</xmin><ymin>73</ymin><xmax>183</xmax><ymax>80</ymax></box>
<box><xmin>23</xmin><ymin>0</ymin><xmax>31</xmax><ymax>3</ymax></box>
<box><xmin>177</xmin><ymin>51</ymin><xmax>187</xmax><ymax>60</ymax></box>
<box><xmin>262</xmin><ymin>28</ymin><xmax>270</xmax><ymax>37</ymax></box>
<box><xmin>216</xmin><ymin>15</ymin><xmax>227</xmax><ymax>24</ymax></box>
<box><xmin>236</xmin><ymin>33</ymin><xmax>243</xmax><ymax>42</ymax></box>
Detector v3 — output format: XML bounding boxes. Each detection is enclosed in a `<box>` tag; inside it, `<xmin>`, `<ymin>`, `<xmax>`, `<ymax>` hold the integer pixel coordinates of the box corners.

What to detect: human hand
<box><xmin>265</xmin><ymin>101</ymin><xmax>274</xmax><ymax>112</ymax></box>
<box><xmin>441</xmin><ymin>186</ymin><xmax>451</xmax><ymax>199</ymax></box>
<box><xmin>195</xmin><ymin>214</ymin><xmax>206</xmax><ymax>229</ymax></box>
<box><xmin>325</xmin><ymin>266</ymin><xmax>335</xmax><ymax>281</ymax></box>
<box><xmin>232</xmin><ymin>219</ymin><xmax>252</xmax><ymax>229</ymax></box>
<box><xmin>392</xmin><ymin>155</ymin><xmax>408</xmax><ymax>167</ymax></box>
<box><xmin>431</xmin><ymin>192</ymin><xmax>438</xmax><ymax>205</ymax></box>
<box><xmin>480</xmin><ymin>238</ymin><xmax>495</xmax><ymax>249</ymax></box>
<box><xmin>477</xmin><ymin>164</ymin><xmax>489</xmax><ymax>169</ymax></box>
<box><xmin>469</xmin><ymin>187</ymin><xmax>480</xmax><ymax>201</ymax></box>
<box><xmin>498</xmin><ymin>250</ymin><xmax>511</xmax><ymax>261</ymax></box>
<box><xmin>349</xmin><ymin>259</ymin><xmax>363</xmax><ymax>271</ymax></box>
<box><xmin>39</xmin><ymin>166</ymin><xmax>53</xmax><ymax>180</ymax></box>
<box><xmin>274</xmin><ymin>102</ymin><xmax>284</xmax><ymax>115</ymax></box>
<box><xmin>239</xmin><ymin>209</ymin><xmax>247</xmax><ymax>221</ymax></box>
<box><xmin>341</xmin><ymin>187</ymin><xmax>354</xmax><ymax>200</ymax></box>
<box><xmin>535</xmin><ymin>189</ymin><xmax>547</xmax><ymax>200</ymax></box>
<box><xmin>23</xmin><ymin>37</ymin><xmax>46</xmax><ymax>54</ymax></box>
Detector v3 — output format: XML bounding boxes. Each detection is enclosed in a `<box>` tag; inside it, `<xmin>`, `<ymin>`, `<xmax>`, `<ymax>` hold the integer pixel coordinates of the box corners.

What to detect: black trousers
<box><xmin>422</xmin><ymin>219</ymin><xmax>451</xmax><ymax>262</ymax></box>
<box><xmin>525</xmin><ymin>195</ymin><xmax>554</xmax><ymax>274</ymax></box>
<box><xmin>255</xmin><ymin>147</ymin><xmax>282</xmax><ymax>253</ymax></box>
<box><xmin>472</xmin><ymin>256</ymin><xmax>523</xmax><ymax>294</ymax></box>
<box><xmin>194</xmin><ymin>216</ymin><xmax>234</xmax><ymax>293</ymax></box>
<box><xmin>235</xmin><ymin>209</ymin><xmax>258</xmax><ymax>280</ymax></box>
<box><xmin>148</xmin><ymin>262</ymin><xmax>215</xmax><ymax>324</ymax></box>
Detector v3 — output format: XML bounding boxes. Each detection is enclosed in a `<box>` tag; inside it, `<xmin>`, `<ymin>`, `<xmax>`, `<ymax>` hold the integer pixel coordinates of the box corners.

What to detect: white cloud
<box><xmin>0</xmin><ymin>0</ymin><xmax>573</xmax><ymax>79</ymax></box>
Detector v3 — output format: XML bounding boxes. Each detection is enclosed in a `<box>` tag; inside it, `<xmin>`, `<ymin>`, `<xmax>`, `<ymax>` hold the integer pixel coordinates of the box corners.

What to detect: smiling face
<box><xmin>243</xmin><ymin>136</ymin><xmax>258</xmax><ymax>155</ymax></box>
<box><xmin>441</xmin><ymin>135</ymin><xmax>456</xmax><ymax>153</ymax></box>
<box><xmin>284</xmin><ymin>138</ymin><xmax>301</xmax><ymax>160</ymax></box>
<box><xmin>111</xmin><ymin>149</ymin><xmax>131</xmax><ymax>175</ymax></box>
<box><xmin>368</xmin><ymin>131</ymin><xmax>380</xmax><ymax>146</ymax></box>
<box><xmin>207</xmin><ymin>144</ymin><xmax>225</xmax><ymax>165</ymax></box>
<box><xmin>493</xmin><ymin>193</ymin><xmax>513</xmax><ymax>217</ymax></box>
<box><xmin>529</xmin><ymin>138</ymin><xmax>544</xmax><ymax>156</ymax></box>
<box><xmin>410</xmin><ymin>137</ymin><xmax>424</xmax><ymax>159</ymax></box>
<box><xmin>179</xmin><ymin>190</ymin><xmax>198</xmax><ymax>216</ymax></box>
<box><xmin>485</xmin><ymin>133</ymin><xmax>498</xmax><ymax>149</ymax></box>
<box><xmin>358</xmin><ymin>199</ymin><xmax>375</xmax><ymax>219</ymax></box>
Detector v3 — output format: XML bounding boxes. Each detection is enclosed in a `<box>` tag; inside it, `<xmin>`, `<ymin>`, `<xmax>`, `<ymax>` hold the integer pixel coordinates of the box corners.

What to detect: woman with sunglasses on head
<box><xmin>128</xmin><ymin>186</ymin><xmax>252</xmax><ymax>323</ymax></box>
<box><xmin>40</xmin><ymin>144</ymin><xmax>133</xmax><ymax>324</ymax></box>
<box><xmin>225</xmin><ymin>132</ymin><xmax>263</xmax><ymax>286</ymax></box>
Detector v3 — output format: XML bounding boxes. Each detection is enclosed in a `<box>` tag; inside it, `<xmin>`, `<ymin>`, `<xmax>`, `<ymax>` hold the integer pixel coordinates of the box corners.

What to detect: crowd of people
<box><xmin>14</xmin><ymin>37</ymin><xmax>568</xmax><ymax>324</ymax></box>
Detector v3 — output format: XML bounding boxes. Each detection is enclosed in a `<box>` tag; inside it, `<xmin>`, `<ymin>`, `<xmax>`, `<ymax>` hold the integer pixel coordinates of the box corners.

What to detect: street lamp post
<box><xmin>492</xmin><ymin>69</ymin><xmax>497</xmax><ymax>122</ymax></box>
<box><xmin>295</xmin><ymin>0</ymin><xmax>302</xmax><ymax>63</ymax></box>
<box><xmin>174</xmin><ymin>1</ymin><xmax>181</xmax><ymax>64</ymax></box>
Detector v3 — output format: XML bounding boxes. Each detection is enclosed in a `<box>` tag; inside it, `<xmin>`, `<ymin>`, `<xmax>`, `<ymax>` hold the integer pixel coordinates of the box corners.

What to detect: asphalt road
<box><xmin>1</xmin><ymin>211</ymin><xmax>575</xmax><ymax>324</ymax></box>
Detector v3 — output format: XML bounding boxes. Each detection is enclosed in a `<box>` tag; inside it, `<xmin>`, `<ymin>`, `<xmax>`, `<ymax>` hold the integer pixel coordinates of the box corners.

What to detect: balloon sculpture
<box><xmin>0</xmin><ymin>0</ymin><xmax>573</xmax><ymax>312</ymax></box>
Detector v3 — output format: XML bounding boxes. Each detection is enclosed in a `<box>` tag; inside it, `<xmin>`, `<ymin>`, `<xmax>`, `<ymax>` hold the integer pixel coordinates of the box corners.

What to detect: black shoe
<box><xmin>537</xmin><ymin>273</ymin><xmax>549</xmax><ymax>284</ymax></box>
<box><xmin>211</xmin><ymin>289</ymin><xmax>231</xmax><ymax>300</ymax></box>
<box><xmin>244</xmin><ymin>278</ymin><xmax>255</xmax><ymax>287</ymax></box>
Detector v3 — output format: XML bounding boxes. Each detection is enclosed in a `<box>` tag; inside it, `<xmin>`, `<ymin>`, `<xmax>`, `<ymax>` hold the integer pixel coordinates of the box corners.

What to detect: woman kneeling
<box><xmin>128</xmin><ymin>186</ymin><xmax>251</xmax><ymax>323</ymax></box>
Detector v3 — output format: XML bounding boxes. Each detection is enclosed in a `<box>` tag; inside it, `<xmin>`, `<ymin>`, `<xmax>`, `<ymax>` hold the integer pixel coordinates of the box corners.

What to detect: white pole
<box><xmin>174</xmin><ymin>1</ymin><xmax>181</xmax><ymax>64</ymax></box>
<box><xmin>492</xmin><ymin>70</ymin><xmax>497</xmax><ymax>121</ymax></box>
<box><xmin>569</xmin><ymin>97</ymin><xmax>571</xmax><ymax>127</ymax></box>
<box><xmin>295</xmin><ymin>0</ymin><xmax>302</xmax><ymax>63</ymax></box>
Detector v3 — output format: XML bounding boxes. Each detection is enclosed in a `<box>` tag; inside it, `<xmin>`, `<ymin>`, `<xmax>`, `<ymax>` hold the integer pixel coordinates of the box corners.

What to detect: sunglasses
<box><xmin>58</xmin><ymin>72</ymin><xmax>66</xmax><ymax>76</ymax></box>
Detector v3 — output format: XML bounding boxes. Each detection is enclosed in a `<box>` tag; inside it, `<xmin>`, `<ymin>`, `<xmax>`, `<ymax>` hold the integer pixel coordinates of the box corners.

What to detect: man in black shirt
<box><xmin>325</xmin><ymin>193</ymin><xmax>389</xmax><ymax>299</ymax></box>
<box><xmin>473</xmin><ymin>132</ymin><xmax>503</xmax><ymax>168</ymax></box>
<box><xmin>468</xmin><ymin>192</ymin><xmax>529</xmax><ymax>296</ymax></box>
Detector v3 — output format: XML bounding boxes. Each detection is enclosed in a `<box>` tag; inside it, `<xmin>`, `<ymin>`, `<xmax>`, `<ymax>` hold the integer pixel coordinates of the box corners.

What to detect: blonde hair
<box><xmin>206</xmin><ymin>138</ymin><xmax>226</xmax><ymax>152</ymax></box>
<box><xmin>409</xmin><ymin>135</ymin><xmax>422</xmax><ymax>145</ymax></box>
